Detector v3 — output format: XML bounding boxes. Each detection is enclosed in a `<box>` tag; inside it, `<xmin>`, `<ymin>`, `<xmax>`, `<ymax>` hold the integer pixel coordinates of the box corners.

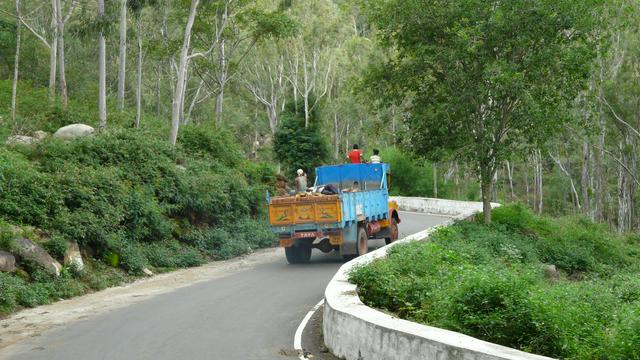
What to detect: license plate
<box><xmin>293</xmin><ymin>232</ymin><xmax>321</xmax><ymax>239</ymax></box>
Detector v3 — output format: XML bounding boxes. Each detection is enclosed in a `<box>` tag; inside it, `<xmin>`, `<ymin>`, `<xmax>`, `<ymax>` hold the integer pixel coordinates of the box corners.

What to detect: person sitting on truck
<box><xmin>294</xmin><ymin>169</ymin><xmax>307</xmax><ymax>194</ymax></box>
<box><xmin>370</xmin><ymin>149</ymin><xmax>381</xmax><ymax>164</ymax></box>
<box><xmin>347</xmin><ymin>144</ymin><xmax>363</xmax><ymax>164</ymax></box>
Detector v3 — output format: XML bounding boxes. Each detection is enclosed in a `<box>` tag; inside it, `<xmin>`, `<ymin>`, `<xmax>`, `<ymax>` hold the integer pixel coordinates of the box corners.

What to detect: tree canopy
<box><xmin>361</xmin><ymin>0</ymin><xmax>602</xmax><ymax>223</ymax></box>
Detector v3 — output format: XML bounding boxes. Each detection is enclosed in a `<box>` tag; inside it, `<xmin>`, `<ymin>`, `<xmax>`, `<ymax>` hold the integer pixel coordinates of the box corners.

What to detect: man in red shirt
<box><xmin>348</xmin><ymin>144</ymin><xmax>363</xmax><ymax>164</ymax></box>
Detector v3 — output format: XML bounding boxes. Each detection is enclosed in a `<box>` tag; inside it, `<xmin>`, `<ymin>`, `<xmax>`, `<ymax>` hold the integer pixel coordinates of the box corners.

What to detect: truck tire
<box><xmin>356</xmin><ymin>226</ymin><xmax>368</xmax><ymax>256</ymax></box>
<box><xmin>285</xmin><ymin>242</ymin><xmax>312</xmax><ymax>264</ymax></box>
<box><xmin>385</xmin><ymin>218</ymin><xmax>399</xmax><ymax>245</ymax></box>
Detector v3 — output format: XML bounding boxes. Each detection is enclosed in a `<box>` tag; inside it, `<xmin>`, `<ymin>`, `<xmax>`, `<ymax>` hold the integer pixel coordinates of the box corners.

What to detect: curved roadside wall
<box><xmin>323</xmin><ymin>197</ymin><xmax>553</xmax><ymax>360</ymax></box>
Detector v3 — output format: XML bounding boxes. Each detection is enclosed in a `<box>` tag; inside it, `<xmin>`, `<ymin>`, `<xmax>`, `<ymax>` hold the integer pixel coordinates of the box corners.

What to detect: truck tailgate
<box><xmin>269</xmin><ymin>195</ymin><xmax>341</xmax><ymax>226</ymax></box>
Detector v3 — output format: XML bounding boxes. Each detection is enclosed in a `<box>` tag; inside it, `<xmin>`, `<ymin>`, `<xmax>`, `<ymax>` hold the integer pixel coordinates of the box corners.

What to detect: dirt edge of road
<box><xmin>0</xmin><ymin>248</ymin><xmax>283</xmax><ymax>350</ymax></box>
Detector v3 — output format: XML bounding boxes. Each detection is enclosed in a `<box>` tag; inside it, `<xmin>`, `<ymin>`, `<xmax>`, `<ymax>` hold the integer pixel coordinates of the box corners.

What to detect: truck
<box><xmin>267</xmin><ymin>163</ymin><xmax>401</xmax><ymax>264</ymax></box>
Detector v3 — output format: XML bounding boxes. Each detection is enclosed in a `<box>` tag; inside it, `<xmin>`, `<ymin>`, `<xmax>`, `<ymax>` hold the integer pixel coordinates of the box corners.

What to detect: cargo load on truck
<box><xmin>267</xmin><ymin>163</ymin><xmax>400</xmax><ymax>264</ymax></box>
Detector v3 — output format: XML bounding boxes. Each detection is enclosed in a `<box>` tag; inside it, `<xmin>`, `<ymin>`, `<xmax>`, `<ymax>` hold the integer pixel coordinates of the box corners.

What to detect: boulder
<box><xmin>33</xmin><ymin>130</ymin><xmax>49</xmax><ymax>140</ymax></box>
<box><xmin>64</xmin><ymin>240</ymin><xmax>84</xmax><ymax>271</ymax></box>
<box><xmin>142</xmin><ymin>268</ymin><xmax>154</xmax><ymax>276</ymax></box>
<box><xmin>0</xmin><ymin>251</ymin><xmax>16</xmax><ymax>272</ymax></box>
<box><xmin>52</xmin><ymin>124</ymin><xmax>95</xmax><ymax>140</ymax></box>
<box><xmin>14</xmin><ymin>237</ymin><xmax>62</xmax><ymax>276</ymax></box>
<box><xmin>5</xmin><ymin>135</ymin><xmax>37</xmax><ymax>146</ymax></box>
<box><xmin>543</xmin><ymin>264</ymin><xmax>560</xmax><ymax>281</ymax></box>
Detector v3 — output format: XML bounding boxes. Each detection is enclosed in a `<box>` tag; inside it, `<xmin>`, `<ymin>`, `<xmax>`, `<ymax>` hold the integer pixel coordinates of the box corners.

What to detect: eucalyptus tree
<box><xmin>283</xmin><ymin>0</ymin><xmax>347</xmax><ymax>128</ymax></box>
<box><xmin>129</xmin><ymin>0</ymin><xmax>154</xmax><ymax>127</ymax></box>
<box><xmin>97</xmin><ymin>0</ymin><xmax>106</xmax><ymax>129</ymax></box>
<box><xmin>117</xmin><ymin>0</ymin><xmax>127</xmax><ymax>110</ymax></box>
<box><xmin>15</xmin><ymin>0</ymin><xmax>57</xmax><ymax>100</ymax></box>
<box><xmin>169</xmin><ymin>0</ymin><xmax>200</xmax><ymax>146</ymax></box>
<box><xmin>360</xmin><ymin>0</ymin><xmax>602</xmax><ymax>223</ymax></box>
<box><xmin>53</xmin><ymin>0</ymin><xmax>78</xmax><ymax>108</ymax></box>
<box><xmin>189</xmin><ymin>0</ymin><xmax>296</xmax><ymax>126</ymax></box>
<box><xmin>242</xmin><ymin>42</ymin><xmax>288</xmax><ymax>135</ymax></box>
<box><xmin>11</xmin><ymin>0</ymin><xmax>21</xmax><ymax>123</ymax></box>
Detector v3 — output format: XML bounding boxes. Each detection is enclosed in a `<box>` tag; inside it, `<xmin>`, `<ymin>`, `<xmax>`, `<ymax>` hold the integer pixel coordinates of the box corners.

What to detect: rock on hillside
<box><xmin>14</xmin><ymin>237</ymin><xmax>62</xmax><ymax>276</ymax></box>
<box><xmin>0</xmin><ymin>251</ymin><xmax>16</xmax><ymax>272</ymax></box>
<box><xmin>53</xmin><ymin>124</ymin><xmax>95</xmax><ymax>140</ymax></box>
<box><xmin>5</xmin><ymin>135</ymin><xmax>37</xmax><ymax>146</ymax></box>
<box><xmin>64</xmin><ymin>240</ymin><xmax>84</xmax><ymax>271</ymax></box>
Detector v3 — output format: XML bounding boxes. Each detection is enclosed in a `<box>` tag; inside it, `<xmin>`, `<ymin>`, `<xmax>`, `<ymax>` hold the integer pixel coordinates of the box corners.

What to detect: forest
<box><xmin>1</xmin><ymin>0</ymin><xmax>639</xmax><ymax>233</ymax></box>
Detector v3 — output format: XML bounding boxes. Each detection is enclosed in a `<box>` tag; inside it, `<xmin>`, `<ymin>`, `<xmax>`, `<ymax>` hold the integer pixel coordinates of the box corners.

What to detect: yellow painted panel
<box><xmin>315</xmin><ymin>201</ymin><xmax>341</xmax><ymax>223</ymax></box>
<box><xmin>295</xmin><ymin>204</ymin><xmax>315</xmax><ymax>223</ymax></box>
<box><xmin>270</xmin><ymin>204</ymin><xmax>294</xmax><ymax>225</ymax></box>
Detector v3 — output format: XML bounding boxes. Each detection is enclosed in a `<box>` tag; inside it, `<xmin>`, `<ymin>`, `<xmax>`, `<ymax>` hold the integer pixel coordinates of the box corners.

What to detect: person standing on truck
<box><xmin>294</xmin><ymin>169</ymin><xmax>307</xmax><ymax>194</ymax></box>
<box><xmin>370</xmin><ymin>149</ymin><xmax>381</xmax><ymax>163</ymax></box>
<box><xmin>348</xmin><ymin>144</ymin><xmax>363</xmax><ymax>164</ymax></box>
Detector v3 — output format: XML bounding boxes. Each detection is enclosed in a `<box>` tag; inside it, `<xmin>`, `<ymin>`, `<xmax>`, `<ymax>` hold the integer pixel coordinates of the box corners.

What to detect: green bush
<box><xmin>274</xmin><ymin>99</ymin><xmax>330</xmax><ymax>178</ymax></box>
<box><xmin>0</xmin><ymin>115</ymin><xmax>275</xmax><ymax>316</ymax></box>
<box><xmin>178</xmin><ymin>125</ymin><xmax>243</xmax><ymax>167</ymax></box>
<box><xmin>43</xmin><ymin>235</ymin><xmax>68</xmax><ymax>261</ymax></box>
<box><xmin>350</xmin><ymin>204</ymin><xmax>640</xmax><ymax>359</ymax></box>
<box><xmin>141</xmin><ymin>240</ymin><xmax>204</xmax><ymax>269</ymax></box>
<box><xmin>0</xmin><ymin>149</ymin><xmax>63</xmax><ymax>227</ymax></box>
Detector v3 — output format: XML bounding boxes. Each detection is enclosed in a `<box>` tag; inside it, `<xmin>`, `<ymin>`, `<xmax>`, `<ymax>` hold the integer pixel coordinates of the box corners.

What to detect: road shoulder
<box><xmin>0</xmin><ymin>248</ymin><xmax>283</xmax><ymax>351</ymax></box>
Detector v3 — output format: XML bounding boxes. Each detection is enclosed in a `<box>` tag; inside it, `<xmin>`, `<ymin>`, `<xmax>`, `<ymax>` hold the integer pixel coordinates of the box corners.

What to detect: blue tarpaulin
<box><xmin>315</xmin><ymin>163</ymin><xmax>389</xmax><ymax>189</ymax></box>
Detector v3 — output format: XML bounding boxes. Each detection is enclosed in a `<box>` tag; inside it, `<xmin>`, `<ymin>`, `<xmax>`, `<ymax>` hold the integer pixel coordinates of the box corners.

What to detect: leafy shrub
<box><xmin>141</xmin><ymin>240</ymin><xmax>204</xmax><ymax>269</ymax></box>
<box><xmin>106</xmin><ymin>237</ymin><xmax>147</xmax><ymax>275</ymax></box>
<box><xmin>444</xmin><ymin>266</ymin><xmax>539</xmax><ymax>348</ymax></box>
<box><xmin>122</xmin><ymin>188</ymin><xmax>172</xmax><ymax>243</ymax></box>
<box><xmin>274</xmin><ymin>99</ymin><xmax>330</xmax><ymax>178</ymax></box>
<box><xmin>0</xmin><ymin>149</ymin><xmax>63</xmax><ymax>227</ymax></box>
<box><xmin>178</xmin><ymin>125</ymin><xmax>243</xmax><ymax>167</ymax></box>
<box><xmin>350</xmin><ymin>204</ymin><xmax>640</xmax><ymax>359</ymax></box>
<box><xmin>43</xmin><ymin>235</ymin><xmax>68</xmax><ymax>261</ymax></box>
<box><xmin>0</xmin><ymin>118</ymin><xmax>274</xmax><ymax>316</ymax></box>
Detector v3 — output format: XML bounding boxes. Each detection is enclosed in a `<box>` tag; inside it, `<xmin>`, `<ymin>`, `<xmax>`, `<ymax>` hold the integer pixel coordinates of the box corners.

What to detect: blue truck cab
<box><xmin>268</xmin><ymin>163</ymin><xmax>400</xmax><ymax>264</ymax></box>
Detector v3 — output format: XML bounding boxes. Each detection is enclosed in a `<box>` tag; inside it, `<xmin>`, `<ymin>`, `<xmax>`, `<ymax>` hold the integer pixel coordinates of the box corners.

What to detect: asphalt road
<box><xmin>0</xmin><ymin>212</ymin><xmax>449</xmax><ymax>360</ymax></box>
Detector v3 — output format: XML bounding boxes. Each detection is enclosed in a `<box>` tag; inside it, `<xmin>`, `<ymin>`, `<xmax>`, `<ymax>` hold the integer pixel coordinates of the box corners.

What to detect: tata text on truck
<box><xmin>267</xmin><ymin>163</ymin><xmax>400</xmax><ymax>264</ymax></box>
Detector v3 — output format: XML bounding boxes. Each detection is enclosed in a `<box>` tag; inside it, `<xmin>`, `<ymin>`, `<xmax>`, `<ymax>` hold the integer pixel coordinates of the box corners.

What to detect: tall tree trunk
<box><xmin>595</xmin><ymin>120</ymin><xmax>606</xmax><ymax>221</ymax></box>
<box><xmin>581</xmin><ymin>138</ymin><xmax>591</xmax><ymax>216</ymax></box>
<box><xmin>550</xmin><ymin>153</ymin><xmax>581</xmax><ymax>212</ymax></box>
<box><xmin>525</xmin><ymin>163</ymin><xmax>531</xmax><ymax>206</ymax></box>
<box><xmin>333</xmin><ymin>113</ymin><xmax>340</xmax><ymax>159</ymax></box>
<box><xmin>536</xmin><ymin>151</ymin><xmax>544</xmax><ymax>214</ymax></box>
<box><xmin>186</xmin><ymin>79</ymin><xmax>204</xmax><ymax>125</ymax></box>
<box><xmin>215</xmin><ymin>37</ymin><xmax>226</xmax><ymax>126</ymax></box>
<box><xmin>169</xmin><ymin>0</ymin><xmax>199</xmax><ymax>146</ymax></box>
<box><xmin>98</xmin><ymin>0</ymin><xmax>106</xmax><ymax>130</ymax></box>
<box><xmin>11</xmin><ymin>0</ymin><xmax>21</xmax><ymax>124</ymax></box>
<box><xmin>432</xmin><ymin>163</ymin><xmax>438</xmax><ymax>198</ymax></box>
<box><xmin>155</xmin><ymin>66</ymin><xmax>161</xmax><ymax>117</ymax></box>
<box><xmin>506</xmin><ymin>160</ymin><xmax>515</xmax><ymax>201</ymax></box>
<box><xmin>117</xmin><ymin>0</ymin><xmax>127</xmax><ymax>111</ymax></box>
<box><xmin>480</xmin><ymin>170</ymin><xmax>493</xmax><ymax>224</ymax></box>
<box><xmin>49</xmin><ymin>7</ymin><xmax>57</xmax><ymax>102</ymax></box>
<box><xmin>55</xmin><ymin>0</ymin><xmax>68</xmax><ymax>108</ymax></box>
<box><xmin>135</xmin><ymin>20</ymin><xmax>143</xmax><ymax>128</ymax></box>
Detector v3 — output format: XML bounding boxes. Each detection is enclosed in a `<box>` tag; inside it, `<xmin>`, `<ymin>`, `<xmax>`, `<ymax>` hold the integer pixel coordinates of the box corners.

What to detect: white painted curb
<box><xmin>323</xmin><ymin>197</ymin><xmax>554</xmax><ymax>360</ymax></box>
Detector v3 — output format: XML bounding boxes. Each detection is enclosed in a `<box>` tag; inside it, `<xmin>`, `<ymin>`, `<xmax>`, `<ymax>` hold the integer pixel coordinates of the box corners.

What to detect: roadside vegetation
<box><xmin>0</xmin><ymin>83</ymin><xmax>276</xmax><ymax>318</ymax></box>
<box><xmin>350</xmin><ymin>204</ymin><xmax>640</xmax><ymax>360</ymax></box>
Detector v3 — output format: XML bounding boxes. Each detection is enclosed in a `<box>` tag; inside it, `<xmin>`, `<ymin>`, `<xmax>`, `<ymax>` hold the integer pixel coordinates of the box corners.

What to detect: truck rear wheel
<box><xmin>356</xmin><ymin>226</ymin><xmax>368</xmax><ymax>256</ymax></box>
<box><xmin>285</xmin><ymin>241</ymin><xmax>312</xmax><ymax>264</ymax></box>
<box><xmin>385</xmin><ymin>218</ymin><xmax>399</xmax><ymax>245</ymax></box>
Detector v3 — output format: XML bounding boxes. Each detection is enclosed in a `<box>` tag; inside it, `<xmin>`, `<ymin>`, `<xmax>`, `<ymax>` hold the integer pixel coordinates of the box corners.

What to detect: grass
<box><xmin>349</xmin><ymin>204</ymin><xmax>640</xmax><ymax>360</ymax></box>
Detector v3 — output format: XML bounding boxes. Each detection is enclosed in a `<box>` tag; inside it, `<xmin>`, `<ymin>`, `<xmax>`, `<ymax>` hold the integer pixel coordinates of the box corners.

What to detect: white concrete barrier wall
<box><xmin>323</xmin><ymin>197</ymin><xmax>553</xmax><ymax>360</ymax></box>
